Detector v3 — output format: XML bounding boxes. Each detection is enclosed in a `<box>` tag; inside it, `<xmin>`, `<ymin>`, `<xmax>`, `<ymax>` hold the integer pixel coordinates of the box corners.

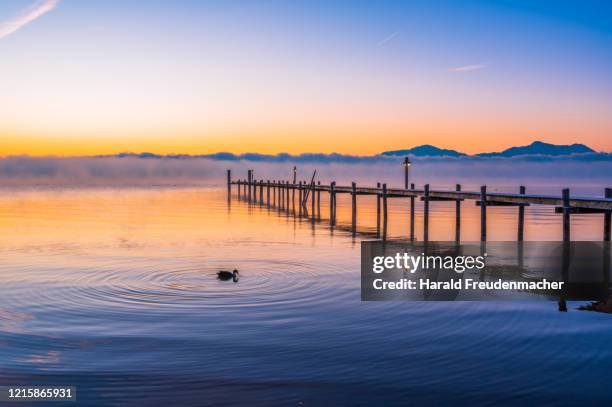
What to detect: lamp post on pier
<box><xmin>403</xmin><ymin>157</ymin><xmax>411</xmax><ymax>189</ymax></box>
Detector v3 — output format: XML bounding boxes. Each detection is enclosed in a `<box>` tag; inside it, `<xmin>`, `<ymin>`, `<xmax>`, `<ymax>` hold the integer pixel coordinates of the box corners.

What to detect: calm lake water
<box><xmin>0</xmin><ymin>186</ymin><xmax>611</xmax><ymax>405</ymax></box>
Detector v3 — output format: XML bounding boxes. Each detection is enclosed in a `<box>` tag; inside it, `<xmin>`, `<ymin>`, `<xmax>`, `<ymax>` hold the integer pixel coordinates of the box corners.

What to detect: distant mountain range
<box><xmin>382</xmin><ymin>144</ymin><xmax>466</xmax><ymax>157</ymax></box>
<box><xmin>108</xmin><ymin>141</ymin><xmax>607</xmax><ymax>163</ymax></box>
<box><xmin>382</xmin><ymin>141</ymin><xmax>597</xmax><ymax>157</ymax></box>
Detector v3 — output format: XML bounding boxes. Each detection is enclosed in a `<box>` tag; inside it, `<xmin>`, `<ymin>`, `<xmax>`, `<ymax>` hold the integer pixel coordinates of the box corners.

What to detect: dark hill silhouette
<box><xmin>476</xmin><ymin>141</ymin><xmax>594</xmax><ymax>157</ymax></box>
<box><xmin>382</xmin><ymin>144</ymin><xmax>466</xmax><ymax>157</ymax></box>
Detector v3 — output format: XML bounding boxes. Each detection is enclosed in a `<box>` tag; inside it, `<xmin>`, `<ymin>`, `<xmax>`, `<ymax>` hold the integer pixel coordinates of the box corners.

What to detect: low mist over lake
<box><xmin>1</xmin><ymin>154</ymin><xmax>610</xmax><ymax>190</ymax></box>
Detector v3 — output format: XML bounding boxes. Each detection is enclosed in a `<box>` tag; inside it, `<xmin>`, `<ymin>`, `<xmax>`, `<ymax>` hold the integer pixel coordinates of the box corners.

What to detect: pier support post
<box><xmin>382</xmin><ymin>183</ymin><xmax>388</xmax><ymax>241</ymax></box>
<box><xmin>266</xmin><ymin>180</ymin><xmax>270</xmax><ymax>207</ymax></box>
<box><xmin>423</xmin><ymin>184</ymin><xmax>430</xmax><ymax>242</ymax></box>
<box><xmin>604</xmin><ymin>188</ymin><xmax>611</xmax><ymax>241</ymax></box>
<box><xmin>455</xmin><ymin>184</ymin><xmax>461</xmax><ymax>242</ymax></box>
<box><xmin>279</xmin><ymin>182</ymin><xmax>283</xmax><ymax>210</ymax></box>
<box><xmin>298</xmin><ymin>182</ymin><xmax>303</xmax><ymax>216</ymax></box>
<box><xmin>351</xmin><ymin>182</ymin><xmax>357</xmax><ymax>236</ymax></box>
<box><xmin>480</xmin><ymin>185</ymin><xmax>487</xmax><ymax>241</ymax></box>
<box><xmin>311</xmin><ymin>181</ymin><xmax>316</xmax><ymax>221</ymax></box>
<box><xmin>246</xmin><ymin>172</ymin><xmax>249</xmax><ymax>202</ymax></box>
<box><xmin>317</xmin><ymin>181</ymin><xmax>321</xmax><ymax>221</ymax></box>
<box><xmin>410</xmin><ymin>183</ymin><xmax>415</xmax><ymax>241</ymax></box>
<box><xmin>285</xmin><ymin>181</ymin><xmax>289</xmax><ymax>210</ymax></box>
<box><xmin>562</xmin><ymin>188</ymin><xmax>571</xmax><ymax>242</ymax></box>
<box><xmin>237</xmin><ymin>180</ymin><xmax>241</xmax><ymax>199</ymax></box>
<box><xmin>227</xmin><ymin>170</ymin><xmax>231</xmax><ymax>199</ymax></box>
<box><xmin>518</xmin><ymin>186</ymin><xmax>526</xmax><ymax>241</ymax></box>
<box><xmin>292</xmin><ymin>183</ymin><xmax>296</xmax><ymax>215</ymax></box>
<box><xmin>261</xmin><ymin>180</ymin><xmax>264</xmax><ymax>204</ymax></box>
<box><xmin>560</xmin><ymin>188</ymin><xmax>571</xmax><ymax>313</ymax></box>
<box><xmin>330</xmin><ymin>182</ymin><xmax>336</xmax><ymax>226</ymax></box>
<box><xmin>376</xmin><ymin>182</ymin><xmax>381</xmax><ymax>238</ymax></box>
<box><xmin>287</xmin><ymin>182</ymin><xmax>290</xmax><ymax>212</ymax></box>
<box><xmin>272</xmin><ymin>180</ymin><xmax>276</xmax><ymax>207</ymax></box>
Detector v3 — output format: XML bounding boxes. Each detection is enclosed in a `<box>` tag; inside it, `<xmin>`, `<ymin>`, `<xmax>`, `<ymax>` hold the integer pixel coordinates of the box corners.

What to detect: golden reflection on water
<box><xmin>0</xmin><ymin>186</ymin><xmax>606</xmax><ymax>255</ymax></box>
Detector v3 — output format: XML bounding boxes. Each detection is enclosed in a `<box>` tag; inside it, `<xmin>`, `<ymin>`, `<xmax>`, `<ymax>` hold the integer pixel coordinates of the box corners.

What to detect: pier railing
<box><xmin>226</xmin><ymin>169</ymin><xmax>612</xmax><ymax>242</ymax></box>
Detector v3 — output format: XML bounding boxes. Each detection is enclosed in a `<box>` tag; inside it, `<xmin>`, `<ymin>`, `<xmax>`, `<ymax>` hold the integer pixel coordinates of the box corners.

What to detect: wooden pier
<box><xmin>227</xmin><ymin>169</ymin><xmax>612</xmax><ymax>242</ymax></box>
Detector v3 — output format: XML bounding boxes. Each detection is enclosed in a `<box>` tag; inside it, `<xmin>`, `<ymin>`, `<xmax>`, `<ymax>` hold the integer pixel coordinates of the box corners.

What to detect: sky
<box><xmin>0</xmin><ymin>0</ymin><xmax>611</xmax><ymax>156</ymax></box>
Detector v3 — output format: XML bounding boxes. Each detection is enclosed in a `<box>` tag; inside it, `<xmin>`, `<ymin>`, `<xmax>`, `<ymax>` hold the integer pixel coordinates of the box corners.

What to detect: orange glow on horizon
<box><xmin>2</xmin><ymin>121</ymin><xmax>611</xmax><ymax>157</ymax></box>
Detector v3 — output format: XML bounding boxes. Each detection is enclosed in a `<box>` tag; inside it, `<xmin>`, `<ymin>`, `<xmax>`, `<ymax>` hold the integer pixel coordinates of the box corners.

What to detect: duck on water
<box><xmin>217</xmin><ymin>269</ymin><xmax>239</xmax><ymax>282</ymax></box>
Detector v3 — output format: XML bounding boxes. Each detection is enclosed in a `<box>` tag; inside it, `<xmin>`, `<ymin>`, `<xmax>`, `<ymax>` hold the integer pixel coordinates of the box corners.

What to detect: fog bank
<box><xmin>1</xmin><ymin>155</ymin><xmax>610</xmax><ymax>191</ymax></box>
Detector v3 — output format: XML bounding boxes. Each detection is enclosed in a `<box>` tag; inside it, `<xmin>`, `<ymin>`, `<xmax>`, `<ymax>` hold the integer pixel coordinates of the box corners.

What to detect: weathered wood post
<box><xmin>286</xmin><ymin>181</ymin><xmax>290</xmax><ymax>211</ymax></box>
<box><xmin>260</xmin><ymin>180</ymin><xmax>264</xmax><ymax>204</ymax></box>
<box><xmin>480</xmin><ymin>185</ymin><xmax>487</xmax><ymax>241</ymax></box>
<box><xmin>273</xmin><ymin>180</ymin><xmax>276</xmax><ymax>207</ymax></box>
<box><xmin>278</xmin><ymin>181</ymin><xmax>282</xmax><ymax>210</ymax></box>
<box><xmin>227</xmin><ymin>170</ymin><xmax>231</xmax><ymax>199</ymax></box>
<box><xmin>382</xmin><ymin>183</ymin><xmax>388</xmax><ymax>241</ymax></box>
<box><xmin>560</xmin><ymin>188</ymin><xmax>571</xmax><ymax>313</ymax></box>
<box><xmin>311</xmin><ymin>180</ymin><xmax>316</xmax><ymax>221</ymax></box>
<box><xmin>333</xmin><ymin>182</ymin><xmax>338</xmax><ymax>225</ymax></box>
<box><xmin>351</xmin><ymin>182</ymin><xmax>357</xmax><ymax>236</ymax></box>
<box><xmin>281</xmin><ymin>181</ymin><xmax>285</xmax><ymax>210</ymax></box>
<box><xmin>237</xmin><ymin>179</ymin><xmax>241</xmax><ymax>199</ymax></box>
<box><xmin>330</xmin><ymin>181</ymin><xmax>336</xmax><ymax>226</ymax></box>
<box><xmin>562</xmin><ymin>188</ymin><xmax>571</xmax><ymax>242</ymax></box>
<box><xmin>423</xmin><ymin>184</ymin><xmax>430</xmax><ymax>242</ymax></box>
<box><xmin>292</xmin><ymin>183</ymin><xmax>296</xmax><ymax>215</ymax></box>
<box><xmin>298</xmin><ymin>181</ymin><xmax>303</xmax><ymax>216</ymax></box>
<box><xmin>518</xmin><ymin>185</ymin><xmax>526</xmax><ymax>241</ymax></box>
<box><xmin>266</xmin><ymin>180</ymin><xmax>270</xmax><ymax>207</ymax></box>
<box><xmin>317</xmin><ymin>181</ymin><xmax>321</xmax><ymax>221</ymax></box>
<box><xmin>604</xmin><ymin>188</ymin><xmax>611</xmax><ymax>241</ymax></box>
<box><xmin>376</xmin><ymin>182</ymin><xmax>381</xmax><ymax>238</ymax></box>
<box><xmin>455</xmin><ymin>184</ymin><xmax>461</xmax><ymax>242</ymax></box>
<box><xmin>247</xmin><ymin>170</ymin><xmax>252</xmax><ymax>202</ymax></box>
<box><xmin>410</xmin><ymin>183</ymin><xmax>415</xmax><ymax>241</ymax></box>
<box><xmin>285</xmin><ymin>181</ymin><xmax>289</xmax><ymax>210</ymax></box>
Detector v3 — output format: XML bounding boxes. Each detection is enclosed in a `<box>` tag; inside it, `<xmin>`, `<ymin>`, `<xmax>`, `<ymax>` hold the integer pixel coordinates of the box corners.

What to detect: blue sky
<box><xmin>0</xmin><ymin>0</ymin><xmax>611</xmax><ymax>155</ymax></box>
